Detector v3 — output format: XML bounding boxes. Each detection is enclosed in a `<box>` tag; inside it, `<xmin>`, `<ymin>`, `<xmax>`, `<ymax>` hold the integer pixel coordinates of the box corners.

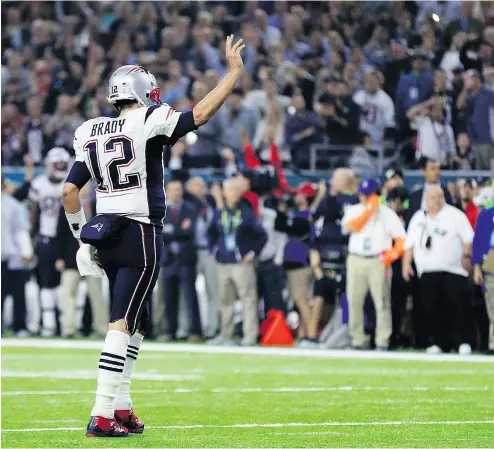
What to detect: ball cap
<box><xmin>296</xmin><ymin>182</ymin><xmax>317</xmax><ymax>198</ymax></box>
<box><xmin>358</xmin><ymin>178</ymin><xmax>380</xmax><ymax>196</ymax></box>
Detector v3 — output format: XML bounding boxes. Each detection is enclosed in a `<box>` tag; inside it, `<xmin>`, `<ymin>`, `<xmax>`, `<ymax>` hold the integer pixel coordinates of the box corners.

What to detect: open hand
<box><xmin>225</xmin><ymin>35</ymin><xmax>245</xmax><ymax>71</ymax></box>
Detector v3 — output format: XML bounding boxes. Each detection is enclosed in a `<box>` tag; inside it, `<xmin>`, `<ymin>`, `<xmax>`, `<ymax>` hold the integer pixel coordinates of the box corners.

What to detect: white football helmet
<box><xmin>46</xmin><ymin>147</ymin><xmax>71</xmax><ymax>181</ymax></box>
<box><xmin>107</xmin><ymin>65</ymin><xmax>161</xmax><ymax>107</ymax></box>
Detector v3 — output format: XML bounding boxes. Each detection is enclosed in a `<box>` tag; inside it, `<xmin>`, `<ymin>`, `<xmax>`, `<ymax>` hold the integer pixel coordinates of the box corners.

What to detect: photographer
<box><xmin>307</xmin><ymin>170</ymin><xmax>359</xmax><ymax>345</ymax></box>
<box><xmin>274</xmin><ymin>183</ymin><xmax>315</xmax><ymax>342</ymax></box>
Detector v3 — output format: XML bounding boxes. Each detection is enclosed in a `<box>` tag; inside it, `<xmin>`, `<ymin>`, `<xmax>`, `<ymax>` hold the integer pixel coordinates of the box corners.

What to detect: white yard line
<box><xmin>1</xmin><ymin>370</ymin><xmax>200</xmax><ymax>381</ymax></box>
<box><xmin>2</xmin><ymin>338</ymin><xmax>493</xmax><ymax>363</ymax></box>
<box><xmin>3</xmin><ymin>420</ymin><xmax>494</xmax><ymax>433</ymax></box>
<box><xmin>2</xmin><ymin>386</ymin><xmax>490</xmax><ymax>396</ymax></box>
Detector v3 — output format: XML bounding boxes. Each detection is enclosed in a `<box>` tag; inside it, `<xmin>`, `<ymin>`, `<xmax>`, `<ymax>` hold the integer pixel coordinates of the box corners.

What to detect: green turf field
<box><xmin>1</xmin><ymin>340</ymin><xmax>494</xmax><ymax>448</ymax></box>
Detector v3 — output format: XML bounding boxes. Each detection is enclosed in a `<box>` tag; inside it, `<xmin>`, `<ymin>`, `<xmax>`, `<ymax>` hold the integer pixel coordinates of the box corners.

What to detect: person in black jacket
<box><xmin>405</xmin><ymin>157</ymin><xmax>454</xmax><ymax>227</ymax></box>
<box><xmin>55</xmin><ymin>203</ymin><xmax>107</xmax><ymax>338</ymax></box>
<box><xmin>161</xmin><ymin>179</ymin><xmax>202</xmax><ymax>342</ymax></box>
<box><xmin>317</xmin><ymin>80</ymin><xmax>361</xmax><ymax>146</ymax></box>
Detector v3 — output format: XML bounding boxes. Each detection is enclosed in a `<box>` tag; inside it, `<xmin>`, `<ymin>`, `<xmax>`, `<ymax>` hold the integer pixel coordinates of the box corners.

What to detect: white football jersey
<box><xmin>28</xmin><ymin>175</ymin><xmax>64</xmax><ymax>237</ymax></box>
<box><xmin>73</xmin><ymin>104</ymin><xmax>183</xmax><ymax>225</ymax></box>
<box><xmin>353</xmin><ymin>89</ymin><xmax>395</xmax><ymax>146</ymax></box>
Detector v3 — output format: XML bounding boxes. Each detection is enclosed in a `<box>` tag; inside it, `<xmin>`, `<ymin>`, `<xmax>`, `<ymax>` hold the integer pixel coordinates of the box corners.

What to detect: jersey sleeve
<box><xmin>144</xmin><ymin>104</ymin><xmax>197</xmax><ymax>142</ymax></box>
<box><xmin>66</xmin><ymin>125</ymin><xmax>92</xmax><ymax>188</ymax></box>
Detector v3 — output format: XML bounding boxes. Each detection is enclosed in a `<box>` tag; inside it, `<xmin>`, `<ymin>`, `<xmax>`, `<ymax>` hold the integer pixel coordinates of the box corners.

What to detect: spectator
<box><xmin>406</xmin><ymin>158</ymin><xmax>455</xmax><ymax>222</ymax></box>
<box><xmin>395</xmin><ymin>49</ymin><xmax>434</xmax><ymax>141</ymax></box>
<box><xmin>254</xmin><ymin>9</ymin><xmax>282</xmax><ymax>47</ymax></box>
<box><xmin>364</xmin><ymin>22</ymin><xmax>390</xmax><ymax>69</ymax></box>
<box><xmin>274</xmin><ymin>184</ymin><xmax>314</xmax><ymax>341</ymax></box>
<box><xmin>208</xmin><ymin>178</ymin><xmax>267</xmax><ymax>346</ymax></box>
<box><xmin>456</xmin><ymin>70</ymin><xmax>494</xmax><ymax>170</ymax></box>
<box><xmin>441</xmin><ymin>1</ymin><xmax>485</xmax><ymax>50</ymax></box>
<box><xmin>161</xmin><ymin>60</ymin><xmax>190</xmax><ymax>107</ymax></box>
<box><xmin>342</xmin><ymin>178</ymin><xmax>406</xmax><ymax>350</ymax></box>
<box><xmin>1</xmin><ymin>103</ymin><xmax>25</xmax><ymax>166</ymax></box>
<box><xmin>439</xmin><ymin>31</ymin><xmax>468</xmax><ymax>88</ymax></box>
<box><xmin>403</xmin><ymin>185</ymin><xmax>474</xmax><ymax>355</ymax></box>
<box><xmin>23</xmin><ymin>96</ymin><xmax>49</xmax><ymax>165</ymax></box>
<box><xmin>218</xmin><ymin>87</ymin><xmax>259</xmax><ymax>155</ymax></box>
<box><xmin>382</xmin><ymin>39</ymin><xmax>410</xmax><ymax>102</ymax></box>
<box><xmin>353</xmin><ymin>70</ymin><xmax>395</xmax><ymax>149</ymax></box>
<box><xmin>45</xmin><ymin>94</ymin><xmax>84</xmax><ymax>155</ymax></box>
<box><xmin>1</xmin><ymin>177</ymin><xmax>33</xmax><ymax>337</ymax></box>
<box><xmin>349</xmin><ymin>132</ymin><xmax>381</xmax><ymax>175</ymax></box>
<box><xmin>161</xmin><ymin>179</ymin><xmax>202</xmax><ymax>342</ymax></box>
<box><xmin>459</xmin><ymin>35</ymin><xmax>493</xmax><ymax>74</ymax></box>
<box><xmin>458</xmin><ymin>179</ymin><xmax>480</xmax><ymax>229</ymax></box>
<box><xmin>185</xmin><ymin>177</ymin><xmax>220</xmax><ymax>340</ymax></box>
<box><xmin>253</xmin><ymin>102</ymin><xmax>285</xmax><ymax>157</ymax></box>
<box><xmin>244</xmin><ymin>76</ymin><xmax>291</xmax><ymax>121</ymax></box>
<box><xmin>453</xmin><ymin>132</ymin><xmax>476</xmax><ymax>169</ymax></box>
<box><xmin>186</xmin><ymin>80</ymin><xmax>225</xmax><ymax>157</ymax></box>
<box><xmin>433</xmin><ymin>69</ymin><xmax>455</xmax><ymax>126</ymax></box>
<box><xmin>318</xmin><ymin>80</ymin><xmax>361</xmax><ymax>146</ymax></box>
<box><xmin>407</xmin><ymin>97</ymin><xmax>456</xmax><ymax>168</ymax></box>
<box><xmin>284</xmin><ymin>93</ymin><xmax>322</xmax><ymax>169</ymax></box>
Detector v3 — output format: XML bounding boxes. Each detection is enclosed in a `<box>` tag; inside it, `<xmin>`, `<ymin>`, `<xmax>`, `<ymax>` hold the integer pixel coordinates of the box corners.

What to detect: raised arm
<box><xmin>193</xmin><ymin>35</ymin><xmax>245</xmax><ymax>127</ymax></box>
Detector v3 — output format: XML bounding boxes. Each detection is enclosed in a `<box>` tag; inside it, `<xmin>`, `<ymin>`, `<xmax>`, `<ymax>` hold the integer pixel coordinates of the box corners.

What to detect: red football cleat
<box><xmin>114</xmin><ymin>409</ymin><xmax>144</xmax><ymax>434</ymax></box>
<box><xmin>86</xmin><ymin>416</ymin><xmax>129</xmax><ymax>437</ymax></box>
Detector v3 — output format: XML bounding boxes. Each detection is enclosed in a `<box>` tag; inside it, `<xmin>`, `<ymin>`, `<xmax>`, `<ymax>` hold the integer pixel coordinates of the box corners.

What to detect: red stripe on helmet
<box><xmin>125</xmin><ymin>66</ymin><xmax>143</xmax><ymax>75</ymax></box>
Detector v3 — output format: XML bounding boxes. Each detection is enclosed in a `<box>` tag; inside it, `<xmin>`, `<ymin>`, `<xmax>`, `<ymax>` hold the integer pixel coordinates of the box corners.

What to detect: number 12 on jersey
<box><xmin>83</xmin><ymin>136</ymin><xmax>141</xmax><ymax>193</ymax></box>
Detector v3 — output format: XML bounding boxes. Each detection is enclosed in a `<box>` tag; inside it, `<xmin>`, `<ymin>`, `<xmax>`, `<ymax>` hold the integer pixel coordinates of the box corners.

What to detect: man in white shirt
<box><xmin>353</xmin><ymin>70</ymin><xmax>395</xmax><ymax>149</ymax></box>
<box><xmin>402</xmin><ymin>185</ymin><xmax>474</xmax><ymax>355</ymax></box>
<box><xmin>342</xmin><ymin>179</ymin><xmax>407</xmax><ymax>350</ymax></box>
<box><xmin>407</xmin><ymin>97</ymin><xmax>456</xmax><ymax>167</ymax></box>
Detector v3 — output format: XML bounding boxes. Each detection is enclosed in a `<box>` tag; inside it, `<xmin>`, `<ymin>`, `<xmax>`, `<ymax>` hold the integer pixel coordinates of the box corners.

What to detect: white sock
<box><xmin>40</xmin><ymin>289</ymin><xmax>56</xmax><ymax>334</ymax></box>
<box><xmin>114</xmin><ymin>332</ymin><xmax>144</xmax><ymax>411</ymax></box>
<box><xmin>91</xmin><ymin>330</ymin><xmax>130</xmax><ymax>419</ymax></box>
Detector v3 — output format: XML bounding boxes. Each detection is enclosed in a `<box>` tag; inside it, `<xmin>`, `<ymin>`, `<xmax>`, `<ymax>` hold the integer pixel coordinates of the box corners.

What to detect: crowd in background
<box><xmin>2</xmin><ymin>147</ymin><xmax>494</xmax><ymax>353</ymax></box>
<box><xmin>2</xmin><ymin>1</ymin><xmax>494</xmax><ymax>353</ymax></box>
<box><xmin>2</xmin><ymin>0</ymin><xmax>494</xmax><ymax>171</ymax></box>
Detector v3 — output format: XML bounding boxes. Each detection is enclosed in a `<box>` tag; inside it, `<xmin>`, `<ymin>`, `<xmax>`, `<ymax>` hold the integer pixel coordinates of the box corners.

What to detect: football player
<box><xmin>29</xmin><ymin>147</ymin><xmax>71</xmax><ymax>337</ymax></box>
<box><xmin>62</xmin><ymin>35</ymin><xmax>245</xmax><ymax>437</ymax></box>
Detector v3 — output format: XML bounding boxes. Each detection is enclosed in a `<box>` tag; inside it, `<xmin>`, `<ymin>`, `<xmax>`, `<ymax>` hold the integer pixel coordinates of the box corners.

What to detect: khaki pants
<box><xmin>60</xmin><ymin>269</ymin><xmax>108</xmax><ymax>336</ymax></box>
<box><xmin>346</xmin><ymin>255</ymin><xmax>392</xmax><ymax>348</ymax></box>
<box><xmin>484</xmin><ymin>273</ymin><xmax>494</xmax><ymax>350</ymax></box>
<box><xmin>217</xmin><ymin>261</ymin><xmax>258</xmax><ymax>341</ymax></box>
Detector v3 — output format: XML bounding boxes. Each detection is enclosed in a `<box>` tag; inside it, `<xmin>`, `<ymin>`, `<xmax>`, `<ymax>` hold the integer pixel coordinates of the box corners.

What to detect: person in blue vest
<box><xmin>207</xmin><ymin>178</ymin><xmax>267</xmax><ymax>346</ymax></box>
<box><xmin>472</xmin><ymin>185</ymin><xmax>494</xmax><ymax>355</ymax></box>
